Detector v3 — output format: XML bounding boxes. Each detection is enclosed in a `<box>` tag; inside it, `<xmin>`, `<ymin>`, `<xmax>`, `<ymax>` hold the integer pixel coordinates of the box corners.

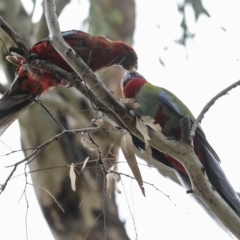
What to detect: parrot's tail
<box><xmin>196</xmin><ymin>131</ymin><xmax>240</xmax><ymax>218</ymax></box>
<box><xmin>0</xmin><ymin>75</ymin><xmax>34</xmax><ymax>136</ymax></box>
<box><xmin>131</xmin><ymin>133</ymin><xmax>239</xmax><ymax>234</ymax></box>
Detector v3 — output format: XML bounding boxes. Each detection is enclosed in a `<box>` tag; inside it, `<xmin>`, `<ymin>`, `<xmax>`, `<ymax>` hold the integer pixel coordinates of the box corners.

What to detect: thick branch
<box><xmin>180</xmin><ymin>115</ymin><xmax>192</xmax><ymax>145</ymax></box>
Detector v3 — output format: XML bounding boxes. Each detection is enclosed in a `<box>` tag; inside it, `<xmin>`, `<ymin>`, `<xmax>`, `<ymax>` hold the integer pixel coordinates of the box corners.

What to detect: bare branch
<box><xmin>190</xmin><ymin>79</ymin><xmax>240</xmax><ymax>139</ymax></box>
<box><xmin>113</xmin><ymin>171</ymin><xmax>174</xmax><ymax>203</ymax></box>
<box><xmin>0</xmin><ymin>127</ymin><xmax>102</xmax><ymax>194</ymax></box>
<box><xmin>0</xmin><ymin>16</ymin><xmax>28</xmax><ymax>57</ymax></box>
<box><xmin>84</xmin><ymin>211</ymin><xmax>104</xmax><ymax>240</ymax></box>
<box><xmin>28</xmin><ymin>183</ymin><xmax>65</xmax><ymax>212</ymax></box>
<box><xmin>34</xmin><ymin>99</ymin><xmax>66</xmax><ymax>131</ymax></box>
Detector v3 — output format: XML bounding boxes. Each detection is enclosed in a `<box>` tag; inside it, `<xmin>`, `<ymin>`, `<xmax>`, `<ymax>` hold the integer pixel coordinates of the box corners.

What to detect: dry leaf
<box><xmin>112</xmin><ymin>173</ymin><xmax>121</xmax><ymax>194</ymax></box>
<box><xmin>69</xmin><ymin>163</ymin><xmax>76</xmax><ymax>191</ymax></box>
<box><xmin>141</xmin><ymin>116</ymin><xmax>162</xmax><ymax>133</ymax></box>
<box><xmin>94</xmin><ymin>119</ymin><xmax>119</xmax><ymax>132</ymax></box>
<box><xmin>106</xmin><ymin>172</ymin><xmax>114</xmax><ymax>198</ymax></box>
<box><xmin>120</xmin><ymin>98</ymin><xmax>140</xmax><ymax>109</ymax></box>
<box><xmin>80</xmin><ymin>157</ymin><xmax>90</xmax><ymax>174</ymax></box>
<box><xmin>106</xmin><ymin>166</ymin><xmax>122</xmax><ymax>198</ymax></box>
<box><xmin>109</xmin><ymin>152</ymin><xmax>118</xmax><ymax>161</ymax></box>
<box><xmin>136</xmin><ymin>117</ymin><xmax>150</xmax><ymax>141</ymax></box>
<box><xmin>144</xmin><ymin>140</ymin><xmax>152</xmax><ymax>163</ymax></box>
<box><xmin>106</xmin><ymin>173</ymin><xmax>114</xmax><ymax>198</ymax></box>
<box><xmin>81</xmin><ymin>137</ymin><xmax>99</xmax><ymax>151</ymax></box>
<box><xmin>6</xmin><ymin>55</ymin><xmax>21</xmax><ymax>65</ymax></box>
<box><xmin>120</xmin><ymin>132</ymin><xmax>145</xmax><ymax>196</ymax></box>
<box><xmin>136</xmin><ymin>117</ymin><xmax>152</xmax><ymax>162</ymax></box>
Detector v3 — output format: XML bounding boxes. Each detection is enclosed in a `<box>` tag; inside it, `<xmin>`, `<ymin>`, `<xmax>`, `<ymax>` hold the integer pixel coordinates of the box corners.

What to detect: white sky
<box><xmin>1</xmin><ymin>0</ymin><xmax>240</xmax><ymax>239</ymax></box>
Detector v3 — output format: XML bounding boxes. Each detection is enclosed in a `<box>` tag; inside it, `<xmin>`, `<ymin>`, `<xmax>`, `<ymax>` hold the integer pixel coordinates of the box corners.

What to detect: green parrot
<box><xmin>122</xmin><ymin>70</ymin><xmax>240</xmax><ymax>222</ymax></box>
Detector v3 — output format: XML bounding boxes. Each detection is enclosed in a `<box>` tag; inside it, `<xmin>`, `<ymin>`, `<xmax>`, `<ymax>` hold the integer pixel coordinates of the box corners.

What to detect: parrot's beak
<box><xmin>129</xmin><ymin>66</ymin><xmax>138</xmax><ymax>73</ymax></box>
<box><xmin>134</xmin><ymin>62</ymin><xmax>138</xmax><ymax>70</ymax></box>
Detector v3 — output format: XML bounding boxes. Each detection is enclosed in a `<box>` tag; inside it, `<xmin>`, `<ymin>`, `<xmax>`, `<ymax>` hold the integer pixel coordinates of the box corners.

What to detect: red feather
<box><xmin>0</xmin><ymin>30</ymin><xmax>138</xmax><ymax>136</ymax></box>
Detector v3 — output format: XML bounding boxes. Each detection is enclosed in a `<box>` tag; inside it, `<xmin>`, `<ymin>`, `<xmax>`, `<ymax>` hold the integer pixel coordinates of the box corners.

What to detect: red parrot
<box><xmin>122</xmin><ymin>70</ymin><xmax>240</xmax><ymax>221</ymax></box>
<box><xmin>0</xmin><ymin>30</ymin><xmax>138</xmax><ymax>136</ymax></box>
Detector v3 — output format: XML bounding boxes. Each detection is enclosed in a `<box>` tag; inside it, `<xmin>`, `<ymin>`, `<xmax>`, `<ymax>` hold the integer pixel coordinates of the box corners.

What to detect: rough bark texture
<box><xmin>0</xmin><ymin>0</ymin><xmax>135</xmax><ymax>239</ymax></box>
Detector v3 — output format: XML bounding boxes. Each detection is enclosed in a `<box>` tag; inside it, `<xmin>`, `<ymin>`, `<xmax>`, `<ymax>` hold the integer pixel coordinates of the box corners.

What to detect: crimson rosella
<box><xmin>0</xmin><ymin>30</ymin><xmax>138</xmax><ymax>136</ymax></box>
<box><xmin>122</xmin><ymin>70</ymin><xmax>240</xmax><ymax>222</ymax></box>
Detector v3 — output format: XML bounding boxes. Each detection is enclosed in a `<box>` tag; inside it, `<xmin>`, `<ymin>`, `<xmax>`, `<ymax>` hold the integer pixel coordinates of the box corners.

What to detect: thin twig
<box><xmin>0</xmin><ymin>147</ymin><xmax>36</xmax><ymax>157</ymax></box>
<box><xmin>88</xmin><ymin>132</ymin><xmax>107</xmax><ymax>174</ymax></box>
<box><xmin>83</xmin><ymin>211</ymin><xmax>104</xmax><ymax>240</ymax></box>
<box><xmin>103</xmin><ymin>176</ymin><xmax>107</xmax><ymax>240</ymax></box>
<box><xmin>190</xmin><ymin>79</ymin><xmax>240</xmax><ymax>139</ymax></box>
<box><xmin>34</xmin><ymin>99</ymin><xmax>66</xmax><ymax>131</ymax></box>
<box><xmin>120</xmin><ymin>179</ymin><xmax>138</xmax><ymax>239</ymax></box>
<box><xmin>79</xmin><ymin>182</ymin><xmax>97</xmax><ymax>208</ymax></box>
<box><xmin>28</xmin><ymin>183</ymin><xmax>64</xmax><ymax>212</ymax></box>
<box><xmin>24</xmin><ymin>165</ymin><xmax>29</xmax><ymax>240</ymax></box>
<box><xmin>0</xmin><ymin>127</ymin><xmax>102</xmax><ymax>194</ymax></box>
<box><xmin>112</xmin><ymin>170</ymin><xmax>175</xmax><ymax>204</ymax></box>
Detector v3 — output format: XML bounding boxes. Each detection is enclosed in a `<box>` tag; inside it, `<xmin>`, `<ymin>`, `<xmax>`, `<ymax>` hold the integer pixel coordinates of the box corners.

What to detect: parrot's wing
<box><xmin>158</xmin><ymin>90</ymin><xmax>221</xmax><ymax>162</ymax></box>
<box><xmin>0</xmin><ymin>75</ymin><xmax>34</xmax><ymax>136</ymax></box>
<box><xmin>159</xmin><ymin>91</ymin><xmax>187</xmax><ymax>116</ymax></box>
<box><xmin>158</xmin><ymin>89</ymin><xmax>240</xmax><ymax>217</ymax></box>
<box><xmin>31</xmin><ymin>30</ymin><xmax>84</xmax><ymax>47</ymax></box>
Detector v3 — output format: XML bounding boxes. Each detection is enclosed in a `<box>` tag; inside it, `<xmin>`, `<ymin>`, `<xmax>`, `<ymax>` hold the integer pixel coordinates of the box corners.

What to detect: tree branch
<box><xmin>190</xmin><ymin>79</ymin><xmax>240</xmax><ymax>139</ymax></box>
<box><xmin>0</xmin><ymin>16</ymin><xmax>28</xmax><ymax>57</ymax></box>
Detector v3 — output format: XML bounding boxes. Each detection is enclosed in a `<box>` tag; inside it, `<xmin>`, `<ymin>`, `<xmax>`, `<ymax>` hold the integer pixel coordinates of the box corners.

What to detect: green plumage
<box><xmin>122</xmin><ymin>71</ymin><xmax>240</xmax><ymax>220</ymax></box>
<box><xmin>135</xmin><ymin>82</ymin><xmax>198</xmax><ymax>135</ymax></box>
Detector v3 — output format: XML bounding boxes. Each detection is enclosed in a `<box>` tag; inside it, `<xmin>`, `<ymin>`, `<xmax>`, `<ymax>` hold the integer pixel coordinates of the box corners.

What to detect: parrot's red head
<box><xmin>122</xmin><ymin>70</ymin><xmax>147</xmax><ymax>98</ymax></box>
<box><xmin>112</xmin><ymin>42</ymin><xmax>138</xmax><ymax>70</ymax></box>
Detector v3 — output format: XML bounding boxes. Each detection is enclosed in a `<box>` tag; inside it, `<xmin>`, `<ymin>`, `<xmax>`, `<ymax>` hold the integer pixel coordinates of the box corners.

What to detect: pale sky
<box><xmin>1</xmin><ymin>0</ymin><xmax>240</xmax><ymax>239</ymax></box>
